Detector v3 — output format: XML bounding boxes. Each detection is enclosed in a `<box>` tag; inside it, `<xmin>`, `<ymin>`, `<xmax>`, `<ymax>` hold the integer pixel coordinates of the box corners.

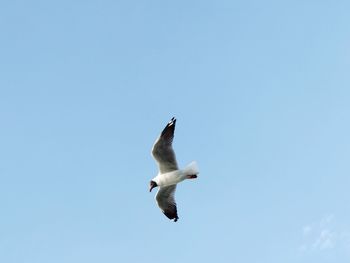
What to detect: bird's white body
<box><xmin>152</xmin><ymin>161</ymin><xmax>199</xmax><ymax>187</ymax></box>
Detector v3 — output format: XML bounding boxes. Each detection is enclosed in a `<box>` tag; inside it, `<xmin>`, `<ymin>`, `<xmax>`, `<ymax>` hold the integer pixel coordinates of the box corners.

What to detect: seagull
<box><xmin>149</xmin><ymin>117</ymin><xmax>199</xmax><ymax>222</ymax></box>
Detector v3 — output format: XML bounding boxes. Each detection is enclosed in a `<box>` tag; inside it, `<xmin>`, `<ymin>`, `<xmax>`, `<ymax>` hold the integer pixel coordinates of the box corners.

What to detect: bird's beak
<box><xmin>150</xmin><ymin>184</ymin><xmax>156</xmax><ymax>192</ymax></box>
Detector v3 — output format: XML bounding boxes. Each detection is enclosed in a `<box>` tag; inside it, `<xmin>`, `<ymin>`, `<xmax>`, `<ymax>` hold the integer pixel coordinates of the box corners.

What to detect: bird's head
<box><xmin>149</xmin><ymin>180</ymin><xmax>158</xmax><ymax>192</ymax></box>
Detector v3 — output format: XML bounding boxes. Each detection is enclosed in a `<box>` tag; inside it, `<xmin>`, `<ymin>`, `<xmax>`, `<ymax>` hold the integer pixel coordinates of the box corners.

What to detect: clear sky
<box><xmin>1</xmin><ymin>0</ymin><xmax>350</xmax><ymax>262</ymax></box>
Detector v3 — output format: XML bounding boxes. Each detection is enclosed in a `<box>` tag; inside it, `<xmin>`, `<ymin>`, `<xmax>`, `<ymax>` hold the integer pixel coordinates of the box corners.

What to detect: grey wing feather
<box><xmin>151</xmin><ymin>117</ymin><xmax>178</xmax><ymax>173</ymax></box>
<box><xmin>155</xmin><ymin>185</ymin><xmax>179</xmax><ymax>222</ymax></box>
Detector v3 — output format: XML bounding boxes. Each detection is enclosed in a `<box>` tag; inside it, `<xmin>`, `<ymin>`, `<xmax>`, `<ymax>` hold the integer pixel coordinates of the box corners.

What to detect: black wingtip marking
<box><xmin>161</xmin><ymin>117</ymin><xmax>176</xmax><ymax>137</ymax></box>
<box><xmin>169</xmin><ymin>117</ymin><xmax>176</xmax><ymax>125</ymax></box>
<box><xmin>162</xmin><ymin>205</ymin><xmax>179</xmax><ymax>222</ymax></box>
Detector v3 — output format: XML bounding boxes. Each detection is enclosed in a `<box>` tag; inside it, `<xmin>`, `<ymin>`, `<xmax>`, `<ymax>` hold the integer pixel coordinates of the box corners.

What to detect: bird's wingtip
<box><xmin>167</xmin><ymin>117</ymin><xmax>176</xmax><ymax>126</ymax></box>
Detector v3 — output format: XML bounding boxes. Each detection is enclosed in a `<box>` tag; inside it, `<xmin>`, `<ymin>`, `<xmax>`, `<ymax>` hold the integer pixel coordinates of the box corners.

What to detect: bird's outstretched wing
<box><xmin>151</xmin><ymin>117</ymin><xmax>178</xmax><ymax>173</ymax></box>
<box><xmin>155</xmin><ymin>185</ymin><xmax>179</xmax><ymax>222</ymax></box>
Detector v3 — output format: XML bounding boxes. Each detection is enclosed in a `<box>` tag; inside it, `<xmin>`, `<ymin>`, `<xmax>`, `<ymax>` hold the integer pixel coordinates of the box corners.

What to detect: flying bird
<box><xmin>149</xmin><ymin>117</ymin><xmax>199</xmax><ymax>222</ymax></box>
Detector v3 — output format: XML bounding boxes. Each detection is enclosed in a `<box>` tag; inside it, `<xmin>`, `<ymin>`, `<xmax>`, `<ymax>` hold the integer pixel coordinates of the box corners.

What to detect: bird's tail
<box><xmin>183</xmin><ymin>161</ymin><xmax>199</xmax><ymax>179</ymax></box>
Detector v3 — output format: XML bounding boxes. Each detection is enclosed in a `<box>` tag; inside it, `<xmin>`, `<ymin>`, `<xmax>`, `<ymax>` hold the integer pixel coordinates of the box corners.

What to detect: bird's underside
<box><xmin>151</xmin><ymin>117</ymin><xmax>179</xmax><ymax>222</ymax></box>
<box><xmin>150</xmin><ymin>117</ymin><xmax>198</xmax><ymax>222</ymax></box>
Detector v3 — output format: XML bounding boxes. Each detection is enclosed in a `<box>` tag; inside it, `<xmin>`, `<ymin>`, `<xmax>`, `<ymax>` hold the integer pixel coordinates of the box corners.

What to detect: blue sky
<box><xmin>1</xmin><ymin>0</ymin><xmax>350</xmax><ymax>262</ymax></box>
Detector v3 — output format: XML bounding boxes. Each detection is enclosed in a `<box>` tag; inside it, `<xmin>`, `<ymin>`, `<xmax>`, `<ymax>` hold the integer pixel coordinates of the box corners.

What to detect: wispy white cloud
<box><xmin>300</xmin><ymin>214</ymin><xmax>349</xmax><ymax>252</ymax></box>
<box><xmin>312</xmin><ymin>229</ymin><xmax>336</xmax><ymax>250</ymax></box>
